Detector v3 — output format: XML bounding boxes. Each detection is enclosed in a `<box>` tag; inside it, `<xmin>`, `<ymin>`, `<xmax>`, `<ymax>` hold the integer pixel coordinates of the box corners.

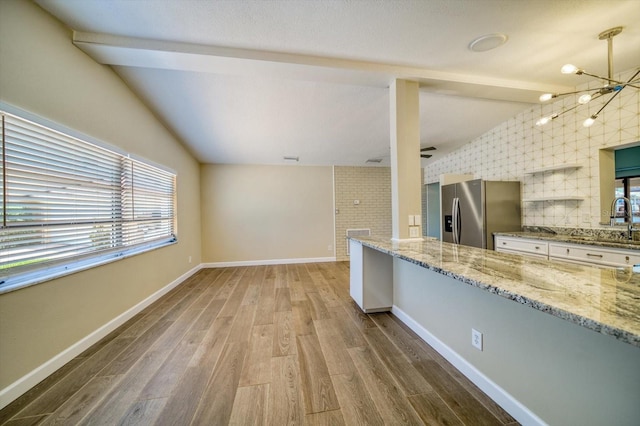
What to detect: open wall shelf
<box><xmin>524</xmin><ymin>163</ymin><xmax>583</xmax><ymax>175</ymax></box>
<box><xmin>523</xmin><ymin>196</ymin><xmax>585</xmax><ymax>202</ymax></box>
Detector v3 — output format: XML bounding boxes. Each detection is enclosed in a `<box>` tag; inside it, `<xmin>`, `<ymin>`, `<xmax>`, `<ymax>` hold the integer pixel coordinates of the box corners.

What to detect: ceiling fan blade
<box><xmin>420</xmin><ymin>146</ymin><xmax>436</xmax><ymax>152</ymax></box>
<box><xmin>420</xmin><ymin>154</ymin><xmax>432</xmax><ymax>159</ymax></box>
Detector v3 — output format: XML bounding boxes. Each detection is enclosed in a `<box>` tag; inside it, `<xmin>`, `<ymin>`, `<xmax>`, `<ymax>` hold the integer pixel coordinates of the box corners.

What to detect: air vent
<box><xmin>346</xmin><ymin>228</ymin><xmax>371</xmax><ymax>255</ymax></box>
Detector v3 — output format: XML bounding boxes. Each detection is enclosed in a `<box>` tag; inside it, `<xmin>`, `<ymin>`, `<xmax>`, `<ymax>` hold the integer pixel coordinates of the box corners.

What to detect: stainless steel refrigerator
<box><xmin>442</xmin><ymin>179</ymin><xmax>521</xmax><ymax>250</ymax></box>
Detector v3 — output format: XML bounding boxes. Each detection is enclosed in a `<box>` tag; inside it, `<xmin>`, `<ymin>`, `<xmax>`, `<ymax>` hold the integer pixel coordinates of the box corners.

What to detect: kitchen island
<box><xmin>349</xmin><ymin>236</ymin><xmax>640</xmax><ymax>426</ymax></box>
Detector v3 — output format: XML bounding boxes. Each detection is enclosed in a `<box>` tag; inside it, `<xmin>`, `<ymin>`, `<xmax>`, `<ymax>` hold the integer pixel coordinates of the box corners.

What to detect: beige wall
<box><xmin>0</xmin><ymin>0</ymin><xmax>201</xmax><ymax>396</ymax></box>
<box><xmin>201</xmin><ymin>164</ymin><xmax>335</xmax><ymax>263</ymax></box>
<box><xmin>334</xmin><ymin>167</ymin><xmax>392</xmax><ymax>260</ymax></box>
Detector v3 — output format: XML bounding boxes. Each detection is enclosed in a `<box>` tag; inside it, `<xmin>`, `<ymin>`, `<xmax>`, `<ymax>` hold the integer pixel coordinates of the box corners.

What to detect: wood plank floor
<box><xmin>0</xmin><ymin>262</ymin><xmax>520</xmax><ymax>425</ymax></box>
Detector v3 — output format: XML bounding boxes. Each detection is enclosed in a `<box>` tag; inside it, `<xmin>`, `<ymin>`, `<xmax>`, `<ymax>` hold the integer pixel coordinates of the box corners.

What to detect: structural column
<box><xmin>390</xmin><ymin>79</ymin><xmax>422</xmax><ymax>241</ymax></box>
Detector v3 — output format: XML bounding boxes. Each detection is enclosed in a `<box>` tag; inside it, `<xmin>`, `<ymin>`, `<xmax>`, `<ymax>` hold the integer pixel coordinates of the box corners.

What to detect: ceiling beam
<box><xmin>73</xmin><ymin>31</ymin><xmax>572</xmax><ymax>104</ymax></box>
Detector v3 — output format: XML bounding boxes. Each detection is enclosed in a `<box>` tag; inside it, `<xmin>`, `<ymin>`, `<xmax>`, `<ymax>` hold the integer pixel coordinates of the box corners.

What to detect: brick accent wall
<box><xmin>334</xmin><ymin>166</ymin><xmax>392</xmax><ymax>261</ymax></box>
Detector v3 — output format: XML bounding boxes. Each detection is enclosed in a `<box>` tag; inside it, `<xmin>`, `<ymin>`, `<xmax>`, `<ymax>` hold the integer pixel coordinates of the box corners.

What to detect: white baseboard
<box><xmin>0</xmin><ymin>264</ymin><xmax>202</xmax><ymax>410</ymax></box>
<box><xmin>391</xmin><ymin>305</ymin><xmax>547</xmax><ymax>426</ymax></box>
<box><xmin>202</xmin><ymin>256</ymin><xmax>336</xmax><ymax>268</ymax></box>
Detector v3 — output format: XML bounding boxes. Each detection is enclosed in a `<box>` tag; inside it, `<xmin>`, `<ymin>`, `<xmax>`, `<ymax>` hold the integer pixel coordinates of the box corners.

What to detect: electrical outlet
<box><xmin>409</xmin><ymin>226</ymin><xmax>419</xmax><ymax>238</ymax></box>
<box><xmin>328</xmin><ymin>244</ymin><xmax>333</xmax><ymax>251</ymax></box>
<box><xmin>188</xmin><ymin>256</ymin><xmax>192</xmax><ymax>264</ymax></box>
<box><xmin>472</xmin><ymin>328</ymin><xmax>483</xmax><ymax>351</ymax></box>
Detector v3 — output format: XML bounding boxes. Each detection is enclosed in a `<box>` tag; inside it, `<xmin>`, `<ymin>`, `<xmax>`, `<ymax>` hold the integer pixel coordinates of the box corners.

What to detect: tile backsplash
<box><xmin>425</xmin><ymin>69</ymin><xmax>640</xmax><ymax>229</ymax></box>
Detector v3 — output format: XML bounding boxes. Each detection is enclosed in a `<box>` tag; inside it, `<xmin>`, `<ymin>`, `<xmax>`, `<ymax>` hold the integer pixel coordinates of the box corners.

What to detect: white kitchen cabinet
<box><xmin>494</xmin><ymin>236</ymin><xmax>549</xmax><ymax>259</ymax></box>
<box><xmin>495</xmin><ymin>235</ymin><xmax>640</xmax><ymax>268</ymax></box>
<box><xmin>548</xmin><ymin>242</ymin><xmax>640</xmax><ymax>268</ymax></box>
<box><xmin>349</xmin><ymin>239</ymin><xmax>393</xmax><ymax>313</ymax></box>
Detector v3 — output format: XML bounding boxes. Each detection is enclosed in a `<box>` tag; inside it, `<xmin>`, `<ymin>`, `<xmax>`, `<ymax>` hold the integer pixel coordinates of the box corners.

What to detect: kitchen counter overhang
<box><xmin>350</xmin><ymin>235</ymin><xmax>640</xmax><ymax>347</ymax></box>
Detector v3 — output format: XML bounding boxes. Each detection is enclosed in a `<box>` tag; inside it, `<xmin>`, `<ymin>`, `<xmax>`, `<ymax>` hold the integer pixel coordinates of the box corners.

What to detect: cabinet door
<box><xmin>549</xmin><ymin>243</ymin><xmax>640</xmax><ymax>267</ymax></box>
<box><xmin>349</xmin><ymin>240</ymin><xmax>393</xmax><ymax>313</ymax></box>
<box><xmin>495</xmin><ymin>236</ymin><xmax>548</xmax><ymax>257</ymax></box>
<box><xmin>496</xmin><ymin>247</ymin><xmax>548</xmax><ymax>259</ymax></box>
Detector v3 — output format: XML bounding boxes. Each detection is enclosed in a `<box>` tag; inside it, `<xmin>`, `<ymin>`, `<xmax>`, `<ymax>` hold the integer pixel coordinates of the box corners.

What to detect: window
<box><xmin>0</xmin><ymin>110</ymin><xmax>176</xmax><ymax>290</ymax></box>
<box><xmin>614</xmin><ymin>177</ymin><xmax>640</xmax><ymax>224</ymax></box>
<box><xmin>613</xmin><ymin>145</ymin><xmax>640</xmax><ymax>224</ymax></box>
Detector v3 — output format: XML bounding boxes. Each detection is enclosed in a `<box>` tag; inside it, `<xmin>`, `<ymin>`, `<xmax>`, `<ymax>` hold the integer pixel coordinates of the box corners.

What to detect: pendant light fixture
<box><xmin>536</xmin><ymin>27</ymin><xmax>640</xmax><ymax>128</ymax></box>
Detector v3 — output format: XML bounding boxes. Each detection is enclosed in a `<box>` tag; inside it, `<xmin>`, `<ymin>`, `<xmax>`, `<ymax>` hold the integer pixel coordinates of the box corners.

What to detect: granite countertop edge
<box><xmin>354</xmin><ymin>237</ymin><xmax>640</xmax><ymax>348</ymax></box>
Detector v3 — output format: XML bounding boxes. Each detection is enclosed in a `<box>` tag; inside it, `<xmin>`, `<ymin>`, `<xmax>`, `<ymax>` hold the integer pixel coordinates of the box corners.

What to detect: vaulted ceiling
<box><xmin>35</xmin><ymin>0</ymin><xmax>640</xmax><ymax>166</ymax></box>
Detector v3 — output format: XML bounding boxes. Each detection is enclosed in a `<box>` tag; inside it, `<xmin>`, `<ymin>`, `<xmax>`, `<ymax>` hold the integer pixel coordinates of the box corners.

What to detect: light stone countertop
<box><xmin>351</xmin><ymin>236</ymin><xmax>640</xmax><ymax>348</ymax></box>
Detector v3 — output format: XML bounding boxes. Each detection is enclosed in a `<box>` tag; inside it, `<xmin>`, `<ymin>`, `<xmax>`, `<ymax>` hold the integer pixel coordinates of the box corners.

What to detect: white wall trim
<box><xmin>391</xmin><ymin>305</ymin><xmax>548</xmax><ymax>426</ymax></box>
<box><xmin>203</xmin><ymin>257</ymin><xmax>336</xmax><ymax>268</ymax></box>
<box><xmin>0</xmin><ymin>264</ymin><xmax>202</xmax><ymax>410</ymax></box>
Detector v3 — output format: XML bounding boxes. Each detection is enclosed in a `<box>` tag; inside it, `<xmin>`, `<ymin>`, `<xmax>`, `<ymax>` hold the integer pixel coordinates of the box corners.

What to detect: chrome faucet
<box><xmin>610</xmin><ymin>196</ymin><xmax>638</xmax><ymax>240</ymax></box>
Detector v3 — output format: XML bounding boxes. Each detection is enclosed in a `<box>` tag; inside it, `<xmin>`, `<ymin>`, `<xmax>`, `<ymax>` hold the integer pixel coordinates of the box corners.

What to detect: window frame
<box><xmin>0</xmin><ymin>104</ymin><xmax>177</xmax><ymax>294</ymax></box>
<box><xmin>614</xmin><ymin>177</ymin><xmax>640</xmax><ymax>224</ymax></box>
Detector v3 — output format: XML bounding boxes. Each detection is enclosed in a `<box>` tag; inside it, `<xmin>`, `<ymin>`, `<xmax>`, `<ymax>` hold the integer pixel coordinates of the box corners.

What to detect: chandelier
<box><xmin>536</xmin><ymin>26</ymin><xmax>640</xmax><ymax>128</ymax></box>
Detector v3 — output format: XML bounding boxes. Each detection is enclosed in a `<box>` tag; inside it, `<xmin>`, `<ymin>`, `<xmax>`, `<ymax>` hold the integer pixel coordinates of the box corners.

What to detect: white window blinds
<box><xmin>0</xmin><ymin>110</ymin><xmax>176</xmax><ymax>279</ymax></box>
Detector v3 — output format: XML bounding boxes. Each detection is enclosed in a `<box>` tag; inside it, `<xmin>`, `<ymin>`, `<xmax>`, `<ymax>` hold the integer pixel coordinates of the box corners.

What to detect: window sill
<box><xmin>0</xmin><ymin>239</ymin><xmax>177</xmax><ymax>295</ymax></box>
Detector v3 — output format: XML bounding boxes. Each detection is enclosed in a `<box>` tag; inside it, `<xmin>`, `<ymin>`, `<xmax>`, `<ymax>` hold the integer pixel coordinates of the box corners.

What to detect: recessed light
<box><xmin>468</xmin><ymin>33</ymin><xmax>508</xmax><ymax>52</ymax></box>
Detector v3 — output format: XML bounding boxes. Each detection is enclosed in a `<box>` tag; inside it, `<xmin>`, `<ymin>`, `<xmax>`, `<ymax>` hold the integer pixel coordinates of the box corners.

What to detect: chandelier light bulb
<box><xmin>536</xmin><ymin>113</ymin><xmax>559</xmax><ymax>126</ymax></box>
<box><xmin>536</xmin><ymin>116</ymin><xmax>552</xmax><ymax>126</ymax></box>
<box><xmin>578</xmin><ymin>94</ymin><xmax>592</xmax><ymax>104</ymax></box>
<box><xmin>583</xmin><ymin>115</ymin><xmax>597</xmax><ymax>127</ymax></box>
<box><xmin>561</xmin><ymin>64</ymin><xmax>579</xmax><ymax>74</ymax></box>
<box><xmin>539</xmin><ymin>93</ymin><xmax>554</xmax><ymax>102</ymax></box>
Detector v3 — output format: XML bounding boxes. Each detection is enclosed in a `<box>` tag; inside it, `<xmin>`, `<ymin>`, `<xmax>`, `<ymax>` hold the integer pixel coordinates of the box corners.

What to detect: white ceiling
<box><xmin>35</xmin><ymin>0</ymin><xmax>640</xmax><ymax>166</ymax></box>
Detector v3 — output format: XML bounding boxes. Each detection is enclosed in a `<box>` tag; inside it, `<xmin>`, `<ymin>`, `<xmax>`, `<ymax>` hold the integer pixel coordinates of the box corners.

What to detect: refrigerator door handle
<box><xmin>452</xmin><ymin>197</ymin><xmax>459</xmax><ymax>244</ymax></box>
<box><xmin>451</xmin><ymin>198</ymin><xmax>456</xmax><ymax>244</ymax></box>
<box><xmin>455</xmin><ymin>197</ymin><xmax>462</xmax><ymax>244</ymax></box>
